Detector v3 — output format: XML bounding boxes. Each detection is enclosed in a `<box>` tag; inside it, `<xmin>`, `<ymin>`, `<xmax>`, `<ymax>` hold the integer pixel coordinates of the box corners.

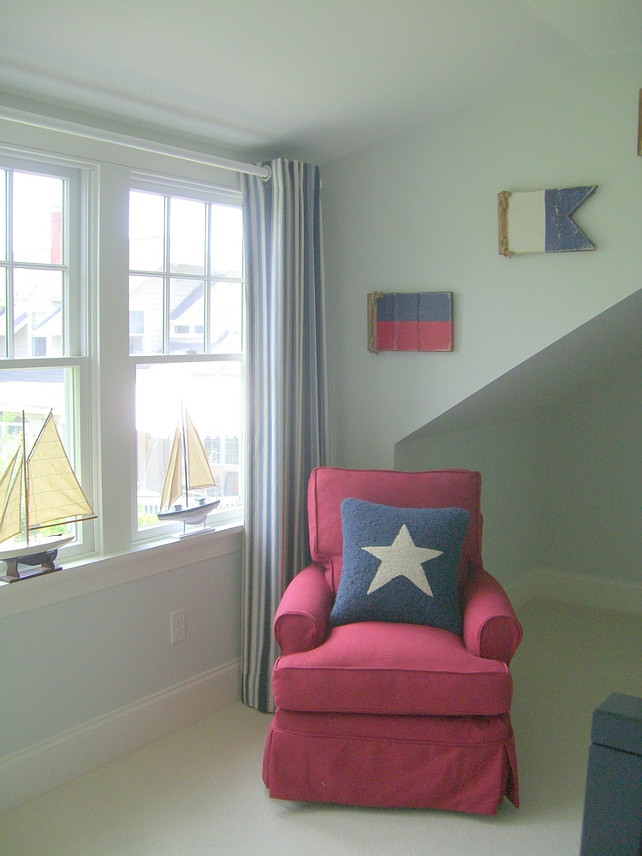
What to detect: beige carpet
<box><xmin>1</xmin><ymin>599</ymin><xmax>640</xmax><ymax>856</ymax></box>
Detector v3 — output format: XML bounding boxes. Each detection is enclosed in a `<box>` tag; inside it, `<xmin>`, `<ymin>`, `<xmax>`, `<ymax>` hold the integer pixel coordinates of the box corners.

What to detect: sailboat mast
<box><xmin>22</xmin><ymin>410</ymin><xmax>30</xmax><ymax>545</ymax></box>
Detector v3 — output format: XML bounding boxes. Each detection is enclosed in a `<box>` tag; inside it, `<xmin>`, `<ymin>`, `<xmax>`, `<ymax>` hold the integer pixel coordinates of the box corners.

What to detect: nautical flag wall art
<box><xmin>498</xmin><ymin>186</ymin><xmax>597</xmax><ymax>257</ymax></box>
<box><xmin>367</xmin><ymin>292</ymin><xmax>453</xmax><ymax>354</ymax></box>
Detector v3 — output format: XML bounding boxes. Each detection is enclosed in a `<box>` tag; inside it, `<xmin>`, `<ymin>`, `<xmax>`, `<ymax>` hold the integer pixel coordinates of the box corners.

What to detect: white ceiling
<box><xmin>0</xmin><ymin>0</ymin><xmax>640</xmax><ymax>164</ymax></box>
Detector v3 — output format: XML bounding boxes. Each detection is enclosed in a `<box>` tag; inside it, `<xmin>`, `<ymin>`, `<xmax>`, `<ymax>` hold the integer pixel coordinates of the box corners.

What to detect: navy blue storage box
<box><xmin>580</xmin><ymin>693</ymin><xmax>642</xmax><ymax>856</ymax></box>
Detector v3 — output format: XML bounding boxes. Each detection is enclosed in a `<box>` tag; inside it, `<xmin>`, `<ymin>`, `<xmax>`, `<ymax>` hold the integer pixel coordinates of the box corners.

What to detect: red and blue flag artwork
<box><xmin>368</xmin><ymin>292</ymin><xmax>453</xmax><ymax>353</ymax></box>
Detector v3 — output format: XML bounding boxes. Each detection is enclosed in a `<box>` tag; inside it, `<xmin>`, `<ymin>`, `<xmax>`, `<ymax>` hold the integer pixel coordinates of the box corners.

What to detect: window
<box><xmin>0</xmin><ymin>157</ymin><xmax>93</xmax><ymax>556</ymax></box>
<box><xmin>129</xmin><ymin>183</ymin><xmax>244</xmax><ymax>534</ymax></box>
<box><xmin>0</xmin><ymin>144</ymin><xmax>244</xmax><ymax>569</ymax></box>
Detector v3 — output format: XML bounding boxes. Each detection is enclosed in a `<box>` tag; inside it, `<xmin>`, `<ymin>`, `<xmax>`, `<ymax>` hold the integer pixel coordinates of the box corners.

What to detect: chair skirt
<box><xmin>263</xmin><ymin>708</ymin><xmax>519</xmax><ymax>815</ymax></box>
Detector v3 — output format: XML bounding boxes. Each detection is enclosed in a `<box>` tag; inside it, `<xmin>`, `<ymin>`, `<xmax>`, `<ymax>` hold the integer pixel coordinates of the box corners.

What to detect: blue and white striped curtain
<box><xmin>240</xmin><ymin>159</ymin><xmax>328</xmax><ymax>712</ymax></box>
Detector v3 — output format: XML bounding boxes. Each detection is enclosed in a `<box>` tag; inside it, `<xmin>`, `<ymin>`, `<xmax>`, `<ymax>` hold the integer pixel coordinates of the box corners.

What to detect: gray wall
<box><xmin>395</xmin><ymin>356</ymin><xmax>641</xmax><ymax>588</ymax></box>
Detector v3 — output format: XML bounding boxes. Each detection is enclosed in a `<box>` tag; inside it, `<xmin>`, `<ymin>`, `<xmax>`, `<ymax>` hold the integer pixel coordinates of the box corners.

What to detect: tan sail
<box><xmin>160</xmin><ymin>427</ymin><xmax>183</xmax><ymax>512</ymax></box>
<box><xmin>184</xmin><ymin>411</ymin><xmax>216</xmax><ymax>490</ymax></box>
<box><xmin>158</xmin><ymin>410</ymin><xmax>217</xmax><ymax>514</ymax></box>
<box><xmin>26</xmin><ymin>413</ymin><xmax>95</xmax><ymax>530</ymax></box>
<box><xmin>0</xmin><ymin>450</ymin><xmax>23</xmax><ymax>544</ymax></box>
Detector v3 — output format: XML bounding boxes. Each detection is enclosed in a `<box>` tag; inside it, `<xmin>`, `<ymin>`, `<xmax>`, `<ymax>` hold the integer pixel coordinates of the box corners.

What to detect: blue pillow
<box><xmin>329</xmin><ymin>499</ymin><xmax>469</xmax><ymax>634</ymax></box>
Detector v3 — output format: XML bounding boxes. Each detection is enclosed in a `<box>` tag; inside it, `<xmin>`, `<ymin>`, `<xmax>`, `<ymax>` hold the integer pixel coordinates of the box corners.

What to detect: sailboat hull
<box><xmin>157</xmin><ymin>498</ymin><xmax>220</xmax><ymax>525</ymax></box>
<box><xmin>0</xmin><ymin>533</ymin><xmax>74</xmax><ymax>561</ymax></box>
<box><xmin>0</xmin><ymin>534</ymin><xmax>75</xmax><ymax>583</ymax></box>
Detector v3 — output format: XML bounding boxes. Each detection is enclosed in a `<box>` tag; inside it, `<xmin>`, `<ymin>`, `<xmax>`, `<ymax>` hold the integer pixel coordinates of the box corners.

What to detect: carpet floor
<box><xmin>1</xmin><ymin>598</ymin><xmax>640</xmax><ymax>855</ymax></box>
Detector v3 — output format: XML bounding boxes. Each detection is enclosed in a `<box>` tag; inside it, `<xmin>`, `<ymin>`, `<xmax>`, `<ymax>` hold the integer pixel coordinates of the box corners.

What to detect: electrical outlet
<box><xmin>170</xmin><ymin>608</ymin><xmax>186</xmax><ymax>644</ymax></box>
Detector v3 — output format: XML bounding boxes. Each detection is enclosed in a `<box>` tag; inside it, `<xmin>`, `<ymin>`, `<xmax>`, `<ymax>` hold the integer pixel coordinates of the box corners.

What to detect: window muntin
<box><xmin>129</xmin><ymin>185</ymin><xmax>243</xmax><ymax>535</ymax></box>
<box><xmin>129</xmin><ymin>189</ymin><xmax>242</xmax><ymax>357</ymax></box>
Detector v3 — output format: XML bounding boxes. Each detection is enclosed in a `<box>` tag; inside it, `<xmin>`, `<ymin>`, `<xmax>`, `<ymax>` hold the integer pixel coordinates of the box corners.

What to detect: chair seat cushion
<box><xmin>273</xmin><ymin>621</ymin><xmax>513</xmax><ymax>717</ymax></box>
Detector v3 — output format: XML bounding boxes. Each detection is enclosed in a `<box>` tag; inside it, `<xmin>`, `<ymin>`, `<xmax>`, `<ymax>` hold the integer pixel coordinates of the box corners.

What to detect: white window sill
<box><xmin>0</xmin><ymin>523</ymin><xmax>244</xmax><ymax>618</ymax></box>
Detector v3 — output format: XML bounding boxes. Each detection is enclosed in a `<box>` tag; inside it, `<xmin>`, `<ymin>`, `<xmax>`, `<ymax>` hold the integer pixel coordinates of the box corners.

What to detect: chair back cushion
<box><xmin>308</xmin><ymin>467</ymin><xmax>483</xmax><ymax>594</ymax></box>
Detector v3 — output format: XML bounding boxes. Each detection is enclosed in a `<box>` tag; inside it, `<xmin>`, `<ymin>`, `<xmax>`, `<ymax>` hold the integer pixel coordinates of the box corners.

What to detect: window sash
<box><xmin>129</xmin><ymin>180</ymin><xmax>244</xmax><ymax>540</ymax></box>
<box><xmin>0</xmin><ymin>153</ymin><xmax>94</xmax><ymax>557</ymax></box>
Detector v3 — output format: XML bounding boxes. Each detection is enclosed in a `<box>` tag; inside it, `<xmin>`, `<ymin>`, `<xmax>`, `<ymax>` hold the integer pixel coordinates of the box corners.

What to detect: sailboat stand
<box><xmin>0</xmin><ymin>412</ymin><xmax>95</xmax><ymax>583</ymax></box>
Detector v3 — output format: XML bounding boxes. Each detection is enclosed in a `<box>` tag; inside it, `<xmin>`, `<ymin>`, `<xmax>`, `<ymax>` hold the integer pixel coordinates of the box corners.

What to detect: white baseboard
<box><xmin>0</xmin><ymin>659</ymin><xmax>240</xmax><ymax>814</ymax></box>
<box><xmin>506</xmin><ymin>569</ymin><xmax>642</xmax><ymax>616</ymax></box>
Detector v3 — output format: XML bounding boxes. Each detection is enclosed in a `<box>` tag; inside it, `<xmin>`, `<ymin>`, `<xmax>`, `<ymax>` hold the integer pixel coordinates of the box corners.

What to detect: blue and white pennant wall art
<box><xmin>498</xmin><ymin>186</ymin><xmax>597</xmax><ymax>257</ymax></box>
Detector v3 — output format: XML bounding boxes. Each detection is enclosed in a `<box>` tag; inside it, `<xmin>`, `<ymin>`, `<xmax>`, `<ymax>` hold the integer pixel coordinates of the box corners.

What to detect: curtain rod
<box><xmin>0</xmin><ymin>106</ymin><xmax>271</xmax><ymax>180</ymax></box>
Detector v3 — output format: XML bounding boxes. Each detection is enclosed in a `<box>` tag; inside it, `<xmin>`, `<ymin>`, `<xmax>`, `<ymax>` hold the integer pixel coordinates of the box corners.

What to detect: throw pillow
<box><xmin>329</xmin><ymin>498</ymin><xmax>469</xmax><ymax>633</ymax></box>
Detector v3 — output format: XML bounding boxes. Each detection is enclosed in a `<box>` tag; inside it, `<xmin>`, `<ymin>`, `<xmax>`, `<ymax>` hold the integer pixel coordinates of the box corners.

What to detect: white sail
<box><xmin>26</xmin><ymin>413</ymin><xmax>95</xmax><ymax>530</ymax></box>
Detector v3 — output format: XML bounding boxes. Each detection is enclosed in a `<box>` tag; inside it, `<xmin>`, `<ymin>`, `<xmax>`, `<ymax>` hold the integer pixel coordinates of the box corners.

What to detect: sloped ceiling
<box><xmin>0</xmin><ymin>0</ymin><xmax>641</xmax><ymax>163</ymax></box>
<box><xmin>401</xmin><ymin>289</ymin><xmax>642</xmax><ymax>442</ymax></box>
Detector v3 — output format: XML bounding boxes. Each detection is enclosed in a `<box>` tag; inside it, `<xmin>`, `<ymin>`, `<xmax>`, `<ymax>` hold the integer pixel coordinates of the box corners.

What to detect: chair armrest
<box><xmin>273</xmin><ymin>563</ymin><xmax>334</xmax><ymax>656</ymax></box>
<box><xmin>461</xmin><ymin>565</ymin><xmax>522</xmax><ymax>664</ymax></box>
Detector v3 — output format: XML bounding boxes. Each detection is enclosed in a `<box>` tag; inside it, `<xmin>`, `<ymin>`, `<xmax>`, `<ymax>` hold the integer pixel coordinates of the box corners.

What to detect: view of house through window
<box><xmin>129</xmin><ymin>186</ymin><xmax>244</xmax><ymax>532</ymax></box>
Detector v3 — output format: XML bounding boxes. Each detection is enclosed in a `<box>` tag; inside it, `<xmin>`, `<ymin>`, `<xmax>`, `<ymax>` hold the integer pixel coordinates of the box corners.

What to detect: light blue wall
<box><xmin>321</xmin><ymin>52</ymin><xmax>642</xmax><ymax>468</ymax></box>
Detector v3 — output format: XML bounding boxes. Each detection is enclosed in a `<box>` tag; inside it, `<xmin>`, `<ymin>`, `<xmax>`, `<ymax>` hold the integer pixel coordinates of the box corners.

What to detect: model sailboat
<box><xmin>157</xmin><ymin>409</ymin><xmax>220</xmax><ymax>530</ymax></box>
<box><xmin>0</xmin><ymin>412</ymin><xmax>96</xmax><ymax>582</ymax></box>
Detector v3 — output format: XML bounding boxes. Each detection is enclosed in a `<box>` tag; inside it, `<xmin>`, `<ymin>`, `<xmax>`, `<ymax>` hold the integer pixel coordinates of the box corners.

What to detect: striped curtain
<box><xmin>240</xmin><ymin>159</ymin><xmax>328</xmax><ymax>712</ymax></box>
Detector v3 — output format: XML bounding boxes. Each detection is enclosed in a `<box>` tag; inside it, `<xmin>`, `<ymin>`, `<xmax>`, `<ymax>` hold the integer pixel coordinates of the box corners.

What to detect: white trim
<box><xmin>0</xmin><ymin>105</ymin><xmax>271</xmax><ymax>180</ymax></box>
<box><xmin>0</xmin><ymin>660</ymin><xmax>241</xmax><ymax>814</ymax></box>
<box><xmin>0</xmin><ymin>524</ymin><xmax>243</xmax><ymax>618</ymax></box>
<box><xmin>505</xmin><ymin>568</ymin><xmax>642</xmax><ymax>616</ymax></box>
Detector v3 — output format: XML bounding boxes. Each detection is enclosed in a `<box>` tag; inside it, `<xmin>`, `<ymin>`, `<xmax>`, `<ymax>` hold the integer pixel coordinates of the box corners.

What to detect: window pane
<box><xmin>0</xmin><ymin>169</ymin><xmax>6</xmax><ymax>260</ymax></box>
<box><xmin>170</xmin><ymin>197</ymin><xmax>205</xmax><ymax>274</ymax></box>
<box><xmin>135</xmin><ymin>361</ymin><xmax>241</xmax><ymax>529</ymax></box>
<box><xmin>129</xmin><ymin>190</ymin><xmax>164</xmax><ymax>272</ymax></box>
<box><xmin>129</xmin><ymin>275</ymin><xmax>163</xmax><ymax>354</ymax></box>
<box><xmin>13</xmin><ymin>268</ymin><xmax>63</xmax><ymax>357</ymax></box>
<box><xmin>210</xmin><ymin>204</ymin><xmax>242</xmax><ymax>277</ymax></box>
<box><xmin>13</xmin><ymin>172</ymin><xmax>63</xmax><ymax>265</ymax></box>
<box><xmin>169</xmin><ymin>278</ymin><xmax>204</xmax><ymax>354</ymax></box>
<box><xmin>209</xmin><ymin>281</ymin><xmax>242</xmax><ymax>353</ymax></box>
<box><xmin>0</xmin><ymin>366</ymin><xmax>86</xmax><ymax>544</ymax></box>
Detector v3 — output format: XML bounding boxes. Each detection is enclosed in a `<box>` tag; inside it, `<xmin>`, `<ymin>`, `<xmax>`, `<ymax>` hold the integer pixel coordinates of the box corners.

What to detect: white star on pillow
<box><xmin>363</xmin><ymin>524</ymin><xmax>442</xmax><ymax>596</ymax></box>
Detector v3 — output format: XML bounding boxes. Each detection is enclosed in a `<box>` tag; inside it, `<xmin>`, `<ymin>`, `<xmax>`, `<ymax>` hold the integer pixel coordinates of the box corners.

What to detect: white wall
<box><xmin>0</xmin><ymin>545</ymin><xmax>242</xmax><ymax>758</ymax></box>
<box><xmin>321</xmin><ymin>52</ymin><xmax>642</xmax><ymax>468</ymax></box>
<box><xmin>0</xmin><ymin>533</ymin><xmax>242</xmax><ymax>811</ymax></box>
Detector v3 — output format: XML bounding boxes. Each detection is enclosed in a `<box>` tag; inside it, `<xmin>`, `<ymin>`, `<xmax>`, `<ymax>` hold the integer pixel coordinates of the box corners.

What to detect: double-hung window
<box><xmin>0</xmin><ymin>144</ymin><xmax>244</xmax><ymax>572</ymax></box>
<box><xmin>129</xmin><ymin>178</ymin><xmax>244</xmax><ymax>536</ymax></box>
<box><xmin>0</xmin><ymin>155</ymin><xmax>93</xmax><ymax>557</ymax></box>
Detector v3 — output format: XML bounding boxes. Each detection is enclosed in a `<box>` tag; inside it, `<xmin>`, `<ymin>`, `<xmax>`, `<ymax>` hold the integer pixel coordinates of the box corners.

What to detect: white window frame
<box><xmin>128</xmin><ymin>173</ymin><xmax>244</xmax><ymax>542</ymax></box>
<box><xmin>0</xmin><ymin>133</ymin><xmax>245</xmax><ymax>612</ymax></box>
<box><xmin>0</xmin><ymin>152</ymin><xmax>95</xmax><ymax>559</ymax></box>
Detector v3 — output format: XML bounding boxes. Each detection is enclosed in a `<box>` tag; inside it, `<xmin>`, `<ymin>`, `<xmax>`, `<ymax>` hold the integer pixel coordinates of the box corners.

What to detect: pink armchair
<box><xmin>263</xmin><ymin>467</ymin><xmax>522</xmax><ymax>814</ymax></box>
